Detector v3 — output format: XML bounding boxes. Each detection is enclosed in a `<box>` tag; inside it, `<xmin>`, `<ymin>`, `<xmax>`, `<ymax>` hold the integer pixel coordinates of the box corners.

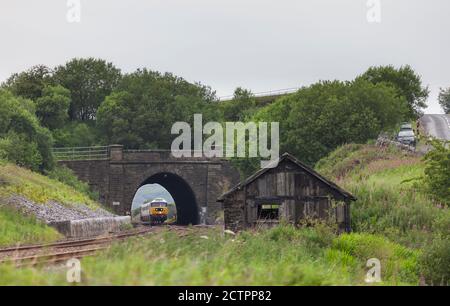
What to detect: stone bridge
<box><xmin>58</xmin><ymin>145</ymin><xmax>240</xmax><ymax>225</ymax></box>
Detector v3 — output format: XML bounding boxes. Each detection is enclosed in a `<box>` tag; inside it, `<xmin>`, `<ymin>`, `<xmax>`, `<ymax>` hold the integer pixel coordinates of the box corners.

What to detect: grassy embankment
<box><xmin>0</xmin><ymin>160</ymin><xmax>101</xmax><ymax>246</ymax></box>
<box><xmin>3</xmin><ymin>143</ymin><xmax>448</xmax><ymax>285</ymax></box>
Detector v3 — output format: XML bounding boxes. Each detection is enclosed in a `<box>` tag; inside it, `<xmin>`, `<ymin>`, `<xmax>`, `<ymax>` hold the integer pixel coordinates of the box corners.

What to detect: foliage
<box><xmin>438</xmin><ymin>87</ymin><xmax>450</xmax><ymax>114</ymax></box>
<box><xmin>0</xmin><ymin>206</ymin><xmax>61</xmax><ymax>247</ymax></box>
<box><xmin>420</xmin><ymin>237</ymin><xmax>450</xmax><ymax>285</ymax></box>
<box><xmin>0</xmin><ymin>133</ymin><xmax>43</xmax><ymax>172</ymax></box>
<box><xmin>1</xmin><ymin>65</ymin><xmax>53</xmax><ymax>101</ymax></box>
<box><xmin>357</xmin><ymin>65</ymin><xmax>429</xmax><ymax>118</ymax></box>
<box><xmin>253</xmin><ymin>79</ymin><xmax>408</xmax><ymax>166</ymax></box>
<box><xmin>220</xmin><ymin>87</ymin><xmax>257</xmax><ymax>122</ymax></box>
<box><xmin>52</xmin><ymin>121</ymin><xmax>99</xmax><ymax>147</ymax></box>
<box><xmin>0</xmin><ymin>89</ymin><xmax>54</xmax><ymax>171</ymax></box>
<box><xmin>47</xmin><ymin>166</ymin><xmax>99</xmax><ymax>201</ymax></box>
<box><xmin>35</xmin><ymin>85</ymin><xmax>71</xmax><ymax>130</ymax></box>
<box><xmin>0</xmin><ymin>226</ymin><xmax>419</xmax><ymax>285</ymax></box>
<box><xmin>423</xmin><ymin>140</ymin><xmax>450</xmax><ymax>205</ymax></box>
<box><xmin>97</xmin><ymin>69</ymin><xmax>218</xmax><ymax>149</ymax></box>
<box><xmin>0</xmin><ymin>162</ymin><xmax>100</xmax><ymax>209</ymax></box>
<box><xmin>53</xmin><ymin>58</ymin><xmax>121</xmax><ymax>121</ymax></box>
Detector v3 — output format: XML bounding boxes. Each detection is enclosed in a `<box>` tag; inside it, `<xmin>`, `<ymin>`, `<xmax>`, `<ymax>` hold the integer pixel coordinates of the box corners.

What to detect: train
<box><xmin>140</xmin><ymin>198</ymin><xmax>169</xmax><ymax>225</ymax></box>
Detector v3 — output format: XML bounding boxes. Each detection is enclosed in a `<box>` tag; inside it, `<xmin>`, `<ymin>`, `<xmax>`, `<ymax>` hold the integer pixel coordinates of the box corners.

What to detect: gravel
<box><xmin>2</xmin><ymin>195</ymin><xmax>116</xmax><ymax>224</ymax></box>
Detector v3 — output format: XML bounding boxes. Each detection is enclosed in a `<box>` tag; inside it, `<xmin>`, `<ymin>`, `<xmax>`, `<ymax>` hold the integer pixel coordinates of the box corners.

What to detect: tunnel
<box><xmin>136</xmin><ymin>172</ymin><xmax>199</xmax><ymax>225</ymax></box>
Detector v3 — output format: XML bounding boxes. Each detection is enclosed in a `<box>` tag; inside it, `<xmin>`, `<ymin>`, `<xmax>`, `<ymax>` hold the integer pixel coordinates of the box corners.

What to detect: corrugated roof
<box><xmin>217</xmin><ymin>152</ymin><xmax>356</xmax><ymax>201</ymax></box>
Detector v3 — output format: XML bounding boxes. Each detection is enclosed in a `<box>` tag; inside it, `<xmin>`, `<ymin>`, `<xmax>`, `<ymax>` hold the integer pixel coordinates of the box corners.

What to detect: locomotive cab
<box><xmin>141</xmin><ymin>198</ymin><xmax>169</xmax><ymax>225</ymax></box>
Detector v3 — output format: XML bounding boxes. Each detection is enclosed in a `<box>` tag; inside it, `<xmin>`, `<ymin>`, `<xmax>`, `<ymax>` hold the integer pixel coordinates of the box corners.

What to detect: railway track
<box><xmin>0</xmin><ymin>224</ymin><xmax>212</xmax><ymax>267</ymax></box>
<box><xmin>0</xmin><ymin>227</ymin><xmax>156</xmax><ymax>267</ymax></box>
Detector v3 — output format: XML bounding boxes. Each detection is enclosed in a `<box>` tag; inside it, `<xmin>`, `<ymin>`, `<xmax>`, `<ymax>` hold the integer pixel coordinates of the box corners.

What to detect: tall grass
<box><xmin>0</xmin><ymin>206</ymin><xmax>61</xmax><ymax>247</ymax></box>
<box><xmin>0</xmin><ymin>226</ymin><xmax>419</xmax><ymax>285</ymax></box>
<box><xmin>0</xmin><ymin>162</ymin><xmax>100</xmax><ymax>209</ymax></box>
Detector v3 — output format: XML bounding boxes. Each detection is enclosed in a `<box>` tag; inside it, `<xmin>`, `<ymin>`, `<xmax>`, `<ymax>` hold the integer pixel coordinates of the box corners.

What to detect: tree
<box><xmin>220</xmin><ymin>87</ymin><xmax>257</xmax><ymax>122</ymax></box>
<box><xmin>53</xmin><ymin>58</ymin><xmax>121</xmax><ymax>121</ymax></box>
<box><xmin>35</xmin><ymin>85</ymin><xmax>71</xmax><ymax>130</ymax></box>
<box><xmin>97</xmin><ymin>69</ymin><xmax>217</xmax><ymax>149</ymax></box>
<box><xmin>438</xmin><ymin>87</ymin><xmax>450</xmax><ymax>114</ymax></box>
<box><xmin>253</xmin><ymin>79</ymin><xmax>408</xmax><ymax>166</ymax></box>
<box><xmin>0</xmin><ymin>89</ymin><xmax>54</xmax><ymax>171</ymax></box>
<box><xmin>52</xmin><ymin>122</ymin><xmax>98</xmax><ymax>148</ymax></box>
<box><xmin>358</xmin><ymin>65</ymin><xmax>429</xmax><ymax>118</ymax></box>
<box><xmin>1</xmin><ymin>65</ymin><xmax>53</xmax><ymax>101</ymax></box>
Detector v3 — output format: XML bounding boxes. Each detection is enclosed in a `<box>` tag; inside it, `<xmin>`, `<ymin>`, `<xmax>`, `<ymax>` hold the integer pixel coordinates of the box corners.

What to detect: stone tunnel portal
<box><xmin>136</xmin><ymin>172</ymin><xmax>199</xmax><ymax>225</ymax></box>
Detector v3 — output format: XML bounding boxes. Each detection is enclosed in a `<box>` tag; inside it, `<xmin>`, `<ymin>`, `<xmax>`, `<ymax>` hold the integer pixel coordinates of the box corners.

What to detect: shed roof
<box><xmin>218</xmin><ymin>152</ymin><xmax>356</xmax><ymax>202</ymax></box>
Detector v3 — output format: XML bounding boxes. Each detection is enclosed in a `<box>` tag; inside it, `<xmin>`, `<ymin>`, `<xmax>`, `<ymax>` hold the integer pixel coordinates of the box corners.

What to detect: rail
<box><xmin>219</xmin><ymin>87</ymin><xmax>300</xmax><ymax>101</ymax></box>
<box><xmin>52</xmin><ymin>146</ymin><xmax>110</xmax><ymax>161</ymax></box>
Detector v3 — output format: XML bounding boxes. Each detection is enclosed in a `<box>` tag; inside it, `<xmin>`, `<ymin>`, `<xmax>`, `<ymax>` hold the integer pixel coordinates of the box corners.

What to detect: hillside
<box><xmin>2</xmin><ymin>143</ymin><xmax>448</xmax><ymax>285</ymax></box>
<box><xmin>0</xmin><ymin>160</ymin><xmax>111</xmax><ymax>246</ymax></box>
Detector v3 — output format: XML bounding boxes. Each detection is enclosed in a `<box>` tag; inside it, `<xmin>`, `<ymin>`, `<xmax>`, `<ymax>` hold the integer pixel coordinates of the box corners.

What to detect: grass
<box><xmin>0</xmin><ymin>143</ymin><xmax>448</xmax><ymax>285</ymax></box>
<box><xmin>0</xmin><ymin>159</ymin><xmax>102</xmax><ymax>247</ymax></box>
<box><xmin>0</xmin><ymin>162</ymin><xmax>100</xmax><ymax>209</ymax></box>
<box><xmin>0</xmin><ymin>225</ymin><xmax>420</xmax><ymax>286</ymax></box>
<box><xmin>316</xmin><ymin>144</ymin><xmax>449</xmax><ymax>248</ymax></box>
<box><xmin>0</xmin><ymin>206</ymin><xmax>61</xmax><ymax>247</ymax></box>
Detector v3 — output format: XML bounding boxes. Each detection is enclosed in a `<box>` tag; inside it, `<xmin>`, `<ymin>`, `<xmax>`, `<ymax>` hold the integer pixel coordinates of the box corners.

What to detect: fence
<box><xmin>52</xmin><ymin>146</ymin><xmax>110</xmax><ymax>161</ymax></box>
<box><xmin>219</xmin><ymin>87</ymin><xmax>300</xmax><ymax>101</ymax></box>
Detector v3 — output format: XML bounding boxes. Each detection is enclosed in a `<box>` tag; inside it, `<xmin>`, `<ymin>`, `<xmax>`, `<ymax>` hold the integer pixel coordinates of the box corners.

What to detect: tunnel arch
<box><xmin>135</xmin><ymin>172</ymin><xmax>199</xmax><ymax>225</ymax></box>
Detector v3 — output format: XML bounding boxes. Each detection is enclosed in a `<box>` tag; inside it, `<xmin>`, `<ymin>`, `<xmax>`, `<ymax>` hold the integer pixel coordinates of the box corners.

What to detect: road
<box><xmin>420</xmin><ymin>114</ymin><xmax>450</xmax><ymax>141</ymax></box>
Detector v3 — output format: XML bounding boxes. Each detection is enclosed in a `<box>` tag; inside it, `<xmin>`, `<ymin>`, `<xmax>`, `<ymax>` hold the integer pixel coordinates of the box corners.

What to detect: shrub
<box><xmin>420</xmin><ymin>237</ymin><xmax>450</xmax><ymax>285</ymax></box>
<box><xmin>0</xmin><ymin>133</ymin><xmax>42</xmax><ymax>171</ymax></box>
<box><xmin>423</xmin><ymin>140</ymin><xmax>450</xmax><ymax>205</ymax></box>
<box><xmin>47</xmin><ymin>166</ymin><xmax>98</xmax><ymax>201</ymax></box>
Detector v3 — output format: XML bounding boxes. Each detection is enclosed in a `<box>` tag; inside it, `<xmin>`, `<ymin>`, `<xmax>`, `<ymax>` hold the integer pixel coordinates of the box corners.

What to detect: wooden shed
<box><xmin>218</xmin><ymin>153</ymin><xmax>356</xmax><ymax>232</ymax></box>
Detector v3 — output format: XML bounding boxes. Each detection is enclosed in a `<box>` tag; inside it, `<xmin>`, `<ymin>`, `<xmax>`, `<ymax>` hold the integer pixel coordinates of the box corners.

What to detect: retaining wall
<box><xmin>49</xmin><ymin>216</ymin><xmax>131</xmax><ymax>238</ymax></box>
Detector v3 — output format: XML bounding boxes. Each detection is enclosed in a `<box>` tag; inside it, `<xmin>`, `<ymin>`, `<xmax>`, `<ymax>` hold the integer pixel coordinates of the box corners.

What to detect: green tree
<box><xmin>97</xmin><ymin>69</ymin><xmax>217</xmax><ymax>149</ymax></box>
<box><xmin>253</xmin><ymin>79</ymin><xmax>407</xmax><ymax>166</ymax></box>
<box><xmin>53</xmin><ymin>58</ymin><xmax>121</xmax><ymax>121</ymax></box>
<box><xmin>1</xmin><ymin>65</ymin><xmax>53</xmax><ymax>101</ymax></box>
<box><xmin>35</xmin><ymin>85</ymin><xmax>71</xmax><ymax>130</ymax></box>
<box><xmin>220</xmin><ymin>87</ymin><xmax>257</xmax><ymax>122</ymax></box>
<box><xmin>0</xmin><ymin>89</ymin><xmax>54</xmax><ymax>171</ymax></box>
<box><xmin>438</xmin><ymin>87</ymin><xmax>450</xmax><ymax>114</ymax></box>
<box><xmin>52</xmin><ymin>122</ymin><xmax>98</xmax><ymax>148</ymax></box>
<box><xmin>358</xmin><ymin>65</ymin><xmax>429</xmax><ymax>118</ymax></box>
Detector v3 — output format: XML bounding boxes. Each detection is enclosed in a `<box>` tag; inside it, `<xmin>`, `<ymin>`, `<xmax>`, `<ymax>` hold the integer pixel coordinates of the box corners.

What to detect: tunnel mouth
<box><xmin>137</xmin><ymin>172</ymin><xmax>199</xmax><ymax>225</ymax></box>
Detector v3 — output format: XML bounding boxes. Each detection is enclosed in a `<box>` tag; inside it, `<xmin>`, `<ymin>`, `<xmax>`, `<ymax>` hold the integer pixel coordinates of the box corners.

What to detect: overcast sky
<box><xmin>1</xmin><ymin>0</ymin><xmax>448</xmax><ymax>113</ymax></box>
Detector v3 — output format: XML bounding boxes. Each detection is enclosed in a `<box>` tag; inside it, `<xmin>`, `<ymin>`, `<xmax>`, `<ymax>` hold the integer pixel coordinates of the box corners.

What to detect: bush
<box><xmin>423</xmin><ymin>140</ymin><xmax>450</xmax><ymax>205</ymax></box>
<box><xmin>47</xmin><ymin>166</ymin><xmax>98</xmax><ymax>201</ymax></box>
<box><xmin>420</xmin><ymin>237</ymin><xmax>450</xmax><ymax>285</ymax></box>
<box><xmin>0</xmin><ymin>133</ymin><xmax>42</xmax><ymax>171</ymax></box>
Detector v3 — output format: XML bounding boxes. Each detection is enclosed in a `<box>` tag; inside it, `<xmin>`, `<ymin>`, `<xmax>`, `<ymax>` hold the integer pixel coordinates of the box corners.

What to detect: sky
<box><xmin>0</xmin><ymin>0</ymin><xmax>448</xmax><ymax>113</ymax></box>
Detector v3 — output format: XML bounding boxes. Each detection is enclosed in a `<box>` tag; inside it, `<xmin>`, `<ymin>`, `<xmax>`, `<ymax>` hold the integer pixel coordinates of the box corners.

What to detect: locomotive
<box><xmin>140</xmin><ymin>198</ymin><xmax>169</xmax><ymax>225</ymax></box>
